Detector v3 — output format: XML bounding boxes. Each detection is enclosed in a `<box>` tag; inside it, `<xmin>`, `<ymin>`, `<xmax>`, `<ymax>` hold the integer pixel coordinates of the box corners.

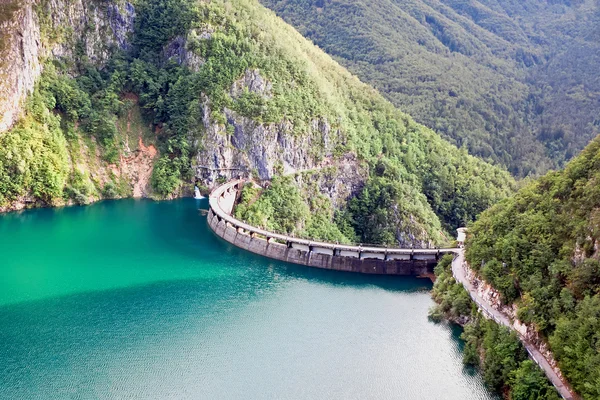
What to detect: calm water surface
<box><xmin>0</xmin><ymin>199</ymin><xmax>496</xmax><ymax>399</ymax></box>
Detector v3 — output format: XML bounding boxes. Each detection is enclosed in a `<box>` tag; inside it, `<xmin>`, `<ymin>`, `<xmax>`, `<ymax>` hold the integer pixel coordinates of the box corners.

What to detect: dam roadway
<box><xmin>207</xmin><ymin>179</ymin><xmax>456</xmax><ymax>276</ymax></box>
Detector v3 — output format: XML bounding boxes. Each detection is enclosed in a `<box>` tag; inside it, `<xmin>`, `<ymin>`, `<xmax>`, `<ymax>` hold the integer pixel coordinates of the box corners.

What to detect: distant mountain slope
<box><xmin>466</xmin><ymin>135</ymin><xmax>600</xmax><ymax>398</ymax></box>
<box><xmin>260</xmin><ymin>0</ymin><xmax>600</xmax><ymax>177</ymax></box>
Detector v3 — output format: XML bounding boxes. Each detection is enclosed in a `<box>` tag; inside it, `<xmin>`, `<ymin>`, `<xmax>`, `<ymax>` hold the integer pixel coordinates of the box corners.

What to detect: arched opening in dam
<box><xmin>0</xmin><ymin>198</ymin><xmax>497</xmax><ymax>399</ymax></box>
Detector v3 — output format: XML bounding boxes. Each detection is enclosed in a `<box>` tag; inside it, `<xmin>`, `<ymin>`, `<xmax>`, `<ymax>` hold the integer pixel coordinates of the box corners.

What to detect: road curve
<box><xmin>451</xmin><ymin>250</ymin><xmax>576</xmax><ymax>400</ymax></box>
<box><xmin>209</xmin><ymin>179</ymin><xmax>456</xmax><ymax>255</ymax></box>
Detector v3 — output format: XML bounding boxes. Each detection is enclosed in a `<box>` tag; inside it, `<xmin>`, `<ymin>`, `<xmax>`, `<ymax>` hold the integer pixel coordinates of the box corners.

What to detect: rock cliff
<box><xmin>0</xmin><ymin>0</ymin><xmax>134</xmax><ymax>132</ymax></box>
<box><xmin>0</xmin><ymin>0</ymin><xmax>515</xmax><ymax>249</ymax></box>
<box><xmin>194</xmin><ymin>68</ymin><xmax>336</xmax><ymax>187</ymax></box>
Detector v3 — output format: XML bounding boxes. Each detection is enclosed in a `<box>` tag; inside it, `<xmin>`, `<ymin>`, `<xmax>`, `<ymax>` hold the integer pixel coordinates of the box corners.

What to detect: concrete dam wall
<box><xmin>207</xmin><ymin>180</ymin><xmax>456</xmax><ymax>276</ymax></box>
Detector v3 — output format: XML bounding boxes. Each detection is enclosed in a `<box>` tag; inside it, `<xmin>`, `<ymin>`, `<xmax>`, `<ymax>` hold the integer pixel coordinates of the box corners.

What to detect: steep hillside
<box><xmin>0</xmin><ymin>0</ymin><xmax>515</xmax><ymax>246</ymax></box>
<box><xmin>430</xmin><ymin>256</ymin><xmax>560</xmax><ymax>399</ymax></box>
<box><xmin>466</xmin><ymin>135</ymin><xmax>600</xmax><ymax>398</ymax></box>
<box><xmin>0</xmin><ymin>0</ymin><xmax>135</xmax><ymax>132</ymax></box>
<box><xmin>260</xmin><ymin>0</ymin><xmax>600</xmax><ymax>177</ymax></box>
<box><xmin>0</xmin><ymin>0</ymin><xmax>154</xmax><ymax>209</ymax></box>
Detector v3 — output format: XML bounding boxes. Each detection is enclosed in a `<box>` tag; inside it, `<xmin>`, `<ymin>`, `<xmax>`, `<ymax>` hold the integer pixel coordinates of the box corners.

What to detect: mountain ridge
<box><xmin>0</xmin><ymin>0</ymin><xmax>514</xmax><ymax>248</ymax></box>
<box><xmin>260</xmin><ymin>0</ymin><xmax>600</xmax><ymax>177</ymax></box>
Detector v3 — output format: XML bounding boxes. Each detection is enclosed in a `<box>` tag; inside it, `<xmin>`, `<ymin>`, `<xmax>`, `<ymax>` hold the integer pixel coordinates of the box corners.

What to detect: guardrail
<box><xmin>208</xmin><ymin>179</ymin><xmax>457</xmax><ymax>259</ymax></box>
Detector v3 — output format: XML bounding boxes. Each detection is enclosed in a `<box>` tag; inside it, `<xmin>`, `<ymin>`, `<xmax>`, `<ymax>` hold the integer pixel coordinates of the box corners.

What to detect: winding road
<box><xmin>451</xmin><ymin>250</ymin><xmax>577</xmax><ymax>400</ymax></box>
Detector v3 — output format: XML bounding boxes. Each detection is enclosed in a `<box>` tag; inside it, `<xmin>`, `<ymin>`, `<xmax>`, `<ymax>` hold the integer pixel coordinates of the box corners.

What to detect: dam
<box><xmin>207</xmin><ymin>180</ymin><xmax>456</xmax><ymax>275</ymax></box>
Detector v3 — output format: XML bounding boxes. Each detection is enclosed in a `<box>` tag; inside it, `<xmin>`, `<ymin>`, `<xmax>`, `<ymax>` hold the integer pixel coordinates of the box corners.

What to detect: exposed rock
<box><xmin>194</xmin><ymin>68</ymin><xmax>339</xmax><ymax>185</ymax></box>
<box><xmin>0</xmin><ymin>0</ymin><xmax>41</xmax><ymax>132</ymax></box>
<box><xmin>107</xmin><ymin>2</ymin><xmax>135</xmax><ymax>52</ymax></box>
<box><xmin>230</xmin><ymin>69</ymin><xmax>272</xmax><ymax>99</ymax></box>
<box><xmin>0</xmin><ymin>0</ymin><xmax>135</xmax><ymax>133</ymax></box>
<box><xmin>196</xmin><ymin>108</ymin><xmax>330</xmax><ymax>182</ymax></box>
<box><xmin>121</xmin><ymin>137</ymin><xmax>157</xmax><ymax>198</ymax></box>
<box><xmin>0</xmin><ymin>194</ymin><xmax>40</xmax><ymax>213</ymax></box>
<box><xmin>163</xmin><ymin>34</ymin><xmax>205</xmax><ymax>72</ymax></box>
<box><xmin>310</xmin><ymin>153</ymin><xmax>366</xmax><ymax>210</ymax></box>
<box><xmin>281</xmin><ymin>153</ymin><xmax>368</xmax><ymax>212</ymax></box>
<box><xmin>162</xmin><ymin>27</ymin><xmax>215</xmax><ymax>72</ymax></box>
<box><xmin>392</xmin><ymin>208</ymin><xmax>433</xmax><ymax>248</ymax></box>
<box><xmin>465</xmin><ymin>264</ymin><xmax>568</xmax><ymax>383</ymax></box>
<box><xmin>44</xmin><ymin>0</ymin><xmax>134</xmax><ymax>65</ymax></box>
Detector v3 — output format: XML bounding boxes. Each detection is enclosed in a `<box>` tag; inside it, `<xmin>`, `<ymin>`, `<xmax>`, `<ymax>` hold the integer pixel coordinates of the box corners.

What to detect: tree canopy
<box><xmin>467</xmin><ymin>135</ymin><xmax>600</xmax><ymax>398</ymax></box>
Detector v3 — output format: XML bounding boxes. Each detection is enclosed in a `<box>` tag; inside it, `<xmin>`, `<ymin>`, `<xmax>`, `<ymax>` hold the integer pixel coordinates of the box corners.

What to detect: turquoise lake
<box><xmin>0</xmin><ymin>198</ymin><xmax>496</xmax><ymax>399</ymax></box>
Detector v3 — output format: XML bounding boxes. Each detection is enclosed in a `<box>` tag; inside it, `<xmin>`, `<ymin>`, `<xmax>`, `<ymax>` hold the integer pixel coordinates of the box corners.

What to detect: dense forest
<box><xmin>430</xmin><ymin>255</ymin><xmax>560</xmax><ymax>400</ymax></box>
<box><xmin>0</xmin><ymin>0</ymin><xmax>515</xmax><ymax>247</ymax></box>
<box><xmin>260</xmin><ymin>0</ymin><xmax>600</xmax><ymax>177</ymax></box>
<box><xmin>466</xmin><ymin>136</ymin><xmax>600</xmax><ymax>398</ymax></box>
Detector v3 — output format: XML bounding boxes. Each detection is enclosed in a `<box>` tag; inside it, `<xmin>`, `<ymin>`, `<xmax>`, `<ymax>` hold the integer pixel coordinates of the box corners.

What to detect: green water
<box><xmin>0</xmin><ymin>199</ymin><xmax>496</xmax><ymax>399</ymax></box>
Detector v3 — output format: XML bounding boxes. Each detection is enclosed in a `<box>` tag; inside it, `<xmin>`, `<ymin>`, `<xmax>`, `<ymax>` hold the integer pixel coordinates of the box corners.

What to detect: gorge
<box><xmin>0</xmin><ymin>0</ymin><xmax>514</xmax><ymax>248</ymax></box>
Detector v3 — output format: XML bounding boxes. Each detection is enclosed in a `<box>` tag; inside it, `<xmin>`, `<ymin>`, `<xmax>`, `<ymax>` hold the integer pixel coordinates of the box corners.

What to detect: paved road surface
<box><xmin>451</xmin><ymin>250</ymin><xmax>576</xmax><ymax>400</ymax></box>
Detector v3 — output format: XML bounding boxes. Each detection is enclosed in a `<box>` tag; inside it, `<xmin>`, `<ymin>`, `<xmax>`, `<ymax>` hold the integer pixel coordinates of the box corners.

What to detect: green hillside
<box><xmin>466</xmin><ymin>135</ymin><xmax>600</xmax><ymax>398</ymax></box>
<box><xmin>0</xmin><ymin>0</ymin><xmax>514</xmax><ymax>245</ymax></box>
<box><xmin>430</xmin><ymin>256</ymin><xmax>560</xmax><ymax>399</ymax></box>
<box><xmin>259</xmin><ymin>0</ymin><xmax>600</xmax><ymax>177</ymax></box>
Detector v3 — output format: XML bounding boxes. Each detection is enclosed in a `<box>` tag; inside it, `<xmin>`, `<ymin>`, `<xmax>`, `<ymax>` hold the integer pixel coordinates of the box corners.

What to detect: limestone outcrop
<box><xmin>0</xmin><ymin>0</ymin><xmax>134</xmax><ymax>132</ymax></box>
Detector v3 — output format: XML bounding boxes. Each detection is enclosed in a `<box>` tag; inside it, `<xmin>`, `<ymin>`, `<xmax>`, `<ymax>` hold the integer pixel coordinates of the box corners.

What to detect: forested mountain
<box><xmin>259</xmin><ymin>0</ymin><xmax>600</xmax><ymax>177</ymax></box>
<box><xmin>466</xmin><ymin>135</ymin><xmax>600</xmax><ymax>398</ymax></box>
<box><xmin>0</xmin><ymin>0</ymin><xmax>514</xmax><ymax>246</ymax></box>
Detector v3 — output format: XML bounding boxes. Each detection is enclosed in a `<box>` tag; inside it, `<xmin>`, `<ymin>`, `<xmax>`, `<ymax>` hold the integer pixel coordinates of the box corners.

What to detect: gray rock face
<box><xmin>391</xmin><ymin>207</ymin><xmax>433</xmax><ymax>249</ymax></box>
<box><xmin>0</xmin><ymin>0</ymin><xmax>135</xmax><ymax>133</ymax></box>
<box><xmin>193</xmin><ymin>68</ymin><xmax>362</xmax><ymax>210</ymax></box>
<box><xmin>293</xmin><ymin>153</ymin><xmax>368</xmax><ymax>210</ymax></box>
<box><xmin>163</xmin><ymin>31</ymin><xmax>208</xmax><ymax>72</ymax></box>
<box><xmin>230</xmin><ymin>69</ymin><xmax>272</xmax><ymax>99</ymax></box>
<box><xmin>196</xmin><ymin>107</ymin><xmax>331</xmax><ymax>183</ymax></box>
<box><xmin>0</xmin><ymin>1</ymin><xmax>41</xmax><ymax>132</ymax></box>
<box><xmin>195</xmin><ymin>69</ymin><xmax>323</xmax><ymax>183</ymax></box>
<box><xmin>107</xmin><ymin>2</ymin><xmax>135</xmax><ymax>52</ymax></box>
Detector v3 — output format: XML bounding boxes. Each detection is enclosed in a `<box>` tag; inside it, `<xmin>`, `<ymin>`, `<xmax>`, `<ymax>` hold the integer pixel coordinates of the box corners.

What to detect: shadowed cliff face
<box><xmin>0</xmin><ymin>0</ymin><xmax>134</xmax><ymax>132</ymax></box>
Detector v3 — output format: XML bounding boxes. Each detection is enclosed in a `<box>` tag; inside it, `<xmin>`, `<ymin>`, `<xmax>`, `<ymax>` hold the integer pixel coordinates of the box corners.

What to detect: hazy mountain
<box><xmin>260</xmin><ymin>0</ymin><xmax>600</xmax><ymax>177</ymax></box>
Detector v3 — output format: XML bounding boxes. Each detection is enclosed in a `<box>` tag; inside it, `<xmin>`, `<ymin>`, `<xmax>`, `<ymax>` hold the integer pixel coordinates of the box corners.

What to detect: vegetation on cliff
<box><xmin>234</xmin><ymin>176</ymin><xmax>351</xmax><ymax>243</ymax></box>
<box><xmin>260</xmin><ymin>0</ymin><xmax>600</xmax><ymax>178</ymax></box>
<box><xmin>430</xmin><ymin>255</ymin><xmax>559</xmax><ymax>399</ymax></box>
<box><xmin>184</xmin><ymin>0</ymin><xmax>516</xmax><ymax>245</ymax></box>
<box><xmin>0</xmin><ymin>63</ymin><xmax>128</xmax><ymax>207</ymax></box>
<box><xmin>466</xmin><ymin>136</ymin><xmax>600</xmax><ymax>398</ymax></box>
<box><xmin>1</xmin><ymin>0</ymin><xmax>514</xmax><ymax>246</ymax></box>
<box><xmin>0</xmin><ymin>78</ymin><xmax>69</xmax><ymax>206</ymax></box>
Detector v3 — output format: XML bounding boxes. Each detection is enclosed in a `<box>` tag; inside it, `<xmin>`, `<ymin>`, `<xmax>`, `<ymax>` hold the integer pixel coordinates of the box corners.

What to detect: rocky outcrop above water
<box><xmin>194</xmin><ymin>69</ymin><xmax>336</xmax><ymax>186</ymax></box>
<box><xmin>0</xmin><ymin>0</ymin><xmax>134</xmax><ymax>132</ymax></box>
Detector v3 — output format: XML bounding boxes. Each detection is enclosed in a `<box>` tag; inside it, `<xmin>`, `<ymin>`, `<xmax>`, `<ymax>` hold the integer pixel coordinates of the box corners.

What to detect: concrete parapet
<box><xmin>207</xmin><ymin>180</ymin><xmax>456</xmax><ymax>276</ymax></box>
